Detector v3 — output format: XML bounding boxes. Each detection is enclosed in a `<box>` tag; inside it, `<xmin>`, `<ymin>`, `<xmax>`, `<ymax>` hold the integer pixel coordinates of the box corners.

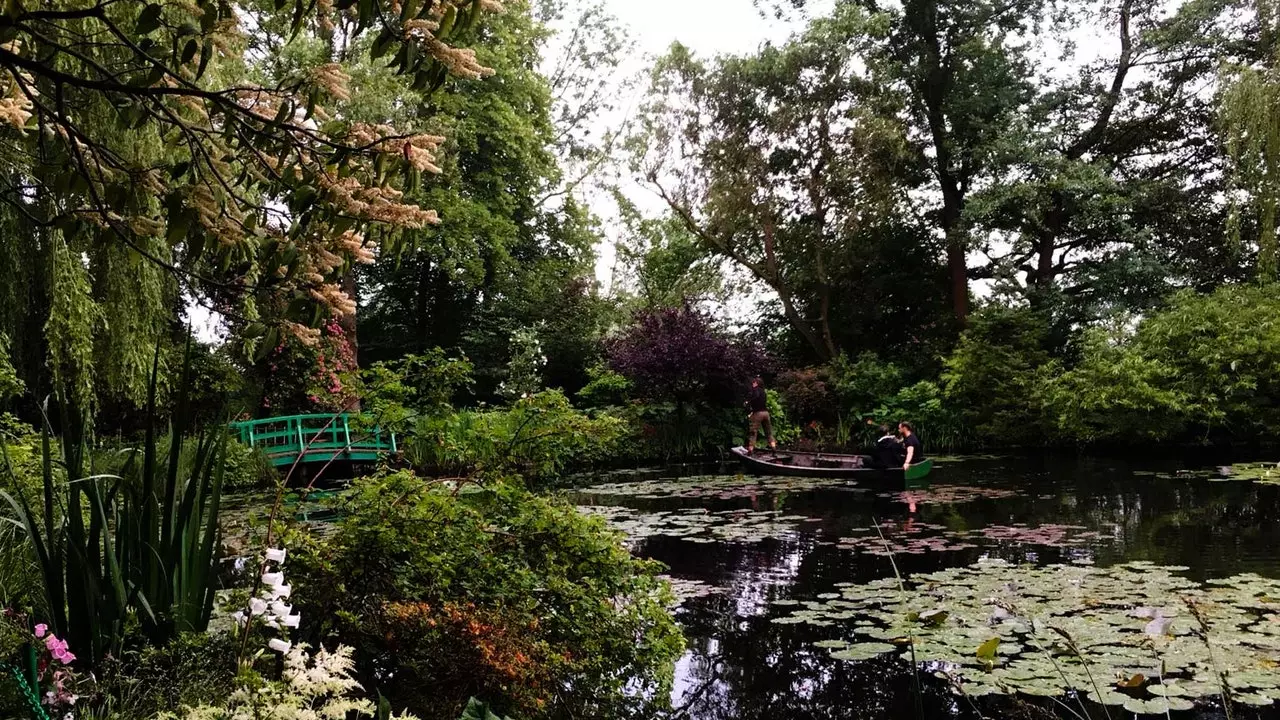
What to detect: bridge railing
<box><xmin>229</xmin><ymin>413</ymin><xmax>396</xmax><ymax>467</ymax></box>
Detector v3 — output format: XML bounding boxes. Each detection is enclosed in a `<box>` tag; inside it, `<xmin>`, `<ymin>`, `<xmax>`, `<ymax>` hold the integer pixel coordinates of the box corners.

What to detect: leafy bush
<box><xmin>871</xmin><ymin>381</ymin><xmax>969</xmax><ymax>451</ymax></box>
<box><xmin>1043</xmin><ymin>326</ymin><xmax>1193</xmax><ymax>444</ymax></box>
<box><xmin>827</xmin><ymin>352</ymin><xmax>906</xmax><ymax>418</ymax></box>
<box><xmin>575</xmin><ymin>364</ymin><xmax>632</xmax><ymax>409</ymax></box>
<box><xmin>774</xmin><ymin>366</ymin><xmax>837</xmax><ymax>425</ymax></box>
<box><xmin>1131</xmin><ymin>285</ymin><xmax>1280</xmax><ymax>438</ymax></box>
<box><xmin>0</xmin><ymin>415</ymin><xmax>49</xmax><ymax>610</ymax></box>
<box><xmin>607</xmin><ymin>304</ymin><xmax>768</xmax><ymax>408</ymax></box>
<box><xmin>221</xmin><ymin>438</ymin><xmax>278</xmax><ymax>492</ymax></box>
<box><xmin>941</xmin><ymin>306</ymin><xmax>1057</xmax><ymax>445</ymax></box>
<box><xmin>289</xmin><ymin>471</ymin><xmax>684</xmax><ymax>720</ymax></box>
<box><xmin>401</xmin><ymin>390</ymin><xmax>624</xmax><ymax>485</ymax></box>
<box><xmin>92</xmin><ymin>631</ymin><xmax>241</xmax><ymax>718</ymax></box>
<box><xmin>360</xmin><ymin>350</ymin><xmax>476</xmax><ymax>432</ymax></box>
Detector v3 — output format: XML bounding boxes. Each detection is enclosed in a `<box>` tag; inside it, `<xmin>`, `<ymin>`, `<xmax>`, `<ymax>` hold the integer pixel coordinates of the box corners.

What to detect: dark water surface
<box><xmin>570</xmin><ymin>453</ymin><xmax>1280</xmax><ymax>720</ymax></box>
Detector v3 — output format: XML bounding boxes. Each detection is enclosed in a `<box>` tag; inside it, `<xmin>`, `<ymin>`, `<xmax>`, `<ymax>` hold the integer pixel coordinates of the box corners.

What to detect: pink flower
<box><xmin>53</xmin><ymin>649</ymin><xmax>75</xmax><ymax>665</ymax></box>
<box><xmin>44</xmin><ymin>635</ymin><xmax>66</xmax><ymax>654</ymax></box>
<box><xmin>34</xmin><ymin>624</ymin><xmax>47</xmax><ymax>638</ymax></box>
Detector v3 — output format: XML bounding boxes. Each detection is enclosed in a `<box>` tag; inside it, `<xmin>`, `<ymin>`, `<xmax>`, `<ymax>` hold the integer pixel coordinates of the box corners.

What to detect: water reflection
<box><xmin>571</xmin><ymin>454</ymin><xmax>1280</xmax><ymax>719</ymax></box>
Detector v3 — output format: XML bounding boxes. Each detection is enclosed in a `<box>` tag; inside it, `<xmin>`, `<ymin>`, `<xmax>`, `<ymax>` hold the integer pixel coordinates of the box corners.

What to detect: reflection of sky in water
<box><xmin>572</xmin><ymin>454</ymin><xmax>1280</xmax><ymax>719</ymax></box>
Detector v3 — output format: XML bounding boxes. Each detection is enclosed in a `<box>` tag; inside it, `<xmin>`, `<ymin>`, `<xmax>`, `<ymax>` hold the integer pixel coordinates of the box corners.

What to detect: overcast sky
<box><xmin>567</xmin><ymin>0</ymin><xmax>839</xmax><ymax>296</ymax></box>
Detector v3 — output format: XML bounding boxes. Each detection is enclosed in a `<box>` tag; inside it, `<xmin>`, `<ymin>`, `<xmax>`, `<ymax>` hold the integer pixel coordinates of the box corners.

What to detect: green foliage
<box><xmin>1221</xmin><ymin>1</ymin><xmax>1280</xmax><ymax>281</ymax></box>
<box><xmin>1129</xmin><ymin>285</ymin><xmax>1280</xmax><ymax>438</ymax></box>
<box><xmin>499</xmin><ymin>325</ymin><xmax>547</xmax><ymax>400</ymax></box>
<box><xmin>1043</xmin><ymin>325</ymin><xmax>1193</xmax><ymax>444</ymax></box>
<box><xmin>0</xmin><ymin>417</ymin><xmax>46</xmax><ymax>609</ymax></box>
<box><xmin>290</xmin><ymin>471</ymin><xmax>684</xmax><ymax>720</ymax></box>
<box><xmin>1</xmin><ymin>367</ymin><xmax>226</xmax><ymax>666</ymax></box>
<box><xmin>872</xmin><ymin>382</ymin><xmax>968</xmax><ymax>452</ymax></box>
<box><xmin>828</xmin><ymin>353</ymin><xmax>907</xmax><ymax>419</ymax></box>
<box><xmin>92</xmin><ymin>631</ymin><xmax>240</xmax><ymax>719</ymax></box>
<box><xmin>402</xmin><ymin>390</ymin><xmax>623</xmax><ymax>485</ymax></box>
<box><xmin>220</xmin><ymin>439</ymin><xmax>278</xmax><ymax>493</ymax></box>
<box><xmin>942</xmin><ymin>306</ymin><xmax>1057</xmax><ymax>445</ymax></box>
<box><xmin>765</xmin><ymin>389</ymin><xmax>801</xmax><ymax>447</ymax></box>
<box><xmin>357</xmin><ymin>1</ymin><xmax>613</xmax><ymax>400</ymax></box>
<box><xmin>0</xmin><ymin>334</ymin><xmax>23</xmax><ymax>403</ymax></box>
<box><xmin>362</xmin><ymin>350</ymin><xmax>476</xmax><ymax>431</ymax></box>
<box><xmin>574</xmin><ymin>364</ymin><xmax>631</xmax><ymax>409</ymax></box>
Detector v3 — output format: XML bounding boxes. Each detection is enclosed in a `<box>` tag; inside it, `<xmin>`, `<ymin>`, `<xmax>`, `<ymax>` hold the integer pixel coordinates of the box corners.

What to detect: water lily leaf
<box><xmin>1086</xmin><ymin>689</ymin><xmax>1130</xmax><ymax>707</ymax></box>
<box><xmin>1236</xmin><ymin>692</ymin><xmax>1275</xmax><ymax>707</ymax></box>
<box><xmin>976</xmin><ymin>637</ymin><xmax>999</xmax><ymax>661</ymax></box>
<box><xmin>920</xmin><ymin>609</ymin><xmax>950</xmax><ymax>626</ymax></box>
<box><xmin>1116</xmin><ymin>673</ymin><xmax>1146</xmax><ymax>689</ymax></box>
<box><xmin>830</xmin><ymin>643</ymin><xmax>896</xmax><ymax>661</ymax></box>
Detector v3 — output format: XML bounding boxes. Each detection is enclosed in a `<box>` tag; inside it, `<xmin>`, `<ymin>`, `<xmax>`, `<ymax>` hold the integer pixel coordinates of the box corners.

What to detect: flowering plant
<box><xmin>2</xmin><ymin>610</ymin><xmax>90</xmax><ymax>720</ymax></box>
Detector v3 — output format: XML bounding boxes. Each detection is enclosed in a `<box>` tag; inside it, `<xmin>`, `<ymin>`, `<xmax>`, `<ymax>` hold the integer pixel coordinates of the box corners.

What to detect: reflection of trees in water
<box><xmin>624</xmin><ymin>456</ymin><xmax>1280</xmax><ymax>719</ymax></box>
<box><xmin>671</xmin><ymin>595</ymin><xmax>1037</xmax><ymax>720</ymax></box>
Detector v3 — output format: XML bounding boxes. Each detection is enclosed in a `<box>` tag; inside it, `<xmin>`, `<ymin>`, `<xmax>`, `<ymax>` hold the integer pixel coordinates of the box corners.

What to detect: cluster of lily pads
<box><xmin>661</xmin><ymin>576</ymin><xmax>722</xmax><ymax>605</ymax></box>
<box><xmin>574</xmin><ymin>474</ymin><xmax>863</xmax><ymax>500</ymax></box>
<box><xmin>579</xmin><ymin>505</ymin><xmax>821</xmax><ymax>544</ymax></box>
<box><xmin>1135</xmin><ymin>462</ymin><xmax>1280</xmax><ymax>486</ymax></box>
<box><xmin>828</xmin><ymin>521</ymin><xmax>1115</xmax><ymax>558</ymax></box>
<box><xmin>829</xmin><ymin>521</ymin><xmax>980</xmax><ymax>556</ymax></box>
<box><xmin>880</xmin><ymin>485</ymin><xmax>1021</xmax><ymax>505</ymax></box>
<box><xmin>770</xmin><ymin>559</ymin><xmax>1280</xmax><ymax>713</ymax></box>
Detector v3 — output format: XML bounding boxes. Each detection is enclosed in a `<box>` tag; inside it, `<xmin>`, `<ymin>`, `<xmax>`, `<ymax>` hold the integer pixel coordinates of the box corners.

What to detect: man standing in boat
<box><xmin>746</xmin><ymin>376</ymin><xmax>776</xmax><ymax>454</ymax></box>
<box><xmin>899</xmin><ymin>421</ymin><xmax>924</xmax><ymax>469</ymax></box>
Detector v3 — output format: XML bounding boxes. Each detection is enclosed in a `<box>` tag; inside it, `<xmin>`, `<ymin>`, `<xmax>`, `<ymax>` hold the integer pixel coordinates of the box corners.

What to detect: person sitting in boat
<box><xmin>899</xmin><ymin>421</ymin><xmax>924</xmax><ymax>469</ymax></box>
<box><xmin>871</xmin><ymin>424</ymin><xmax>904</xmax><ymax>469</ymax></box>
<box><xmin>745</xmin><ymin>376</ymin><xmax>776</xmax><ymax>454</ymax></box>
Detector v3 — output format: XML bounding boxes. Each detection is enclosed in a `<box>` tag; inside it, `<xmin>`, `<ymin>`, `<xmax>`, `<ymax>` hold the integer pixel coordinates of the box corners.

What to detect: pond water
<box><xmin>568</xmin><ymin>454</ymin><xmax>1280</xmax><ymax>720</ymax></box>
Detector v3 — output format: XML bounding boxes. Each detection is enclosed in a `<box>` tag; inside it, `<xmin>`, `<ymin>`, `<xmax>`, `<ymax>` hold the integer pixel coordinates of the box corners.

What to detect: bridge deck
<box><xmin>229</xmin><ymin>413</ymin><xmax>396</xmax><ymax>468</ymax></box>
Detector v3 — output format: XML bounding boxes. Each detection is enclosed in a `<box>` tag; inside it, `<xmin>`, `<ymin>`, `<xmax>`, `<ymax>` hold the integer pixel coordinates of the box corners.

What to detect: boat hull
<box><xmin>729</xmin><ymin>446</ymin><xmax>933</xmax><ymax>484</ymax></box>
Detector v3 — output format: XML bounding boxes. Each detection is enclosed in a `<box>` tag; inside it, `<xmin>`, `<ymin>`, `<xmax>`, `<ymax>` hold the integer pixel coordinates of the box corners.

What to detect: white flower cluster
<box><xmin>231</xmin><ymin>546</ymin><xmax>301</xmax><ymax>653</ymax></box>
<box><xmin>164</xmin><ymin>644</ymin><xmax>421</xmax><ymax>720</ymax></box>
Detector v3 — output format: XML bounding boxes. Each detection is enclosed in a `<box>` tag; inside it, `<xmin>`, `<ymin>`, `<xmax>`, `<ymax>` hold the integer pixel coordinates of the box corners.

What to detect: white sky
<box><xmin>569</xmin><ymin>0</ymin><xmax>836</xmax><ymax>300</ymax></box>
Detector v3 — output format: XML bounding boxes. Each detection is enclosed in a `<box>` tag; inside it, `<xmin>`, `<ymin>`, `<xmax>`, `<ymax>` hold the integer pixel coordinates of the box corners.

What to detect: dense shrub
<box><xmin>401</xmin><ymin>390</ymin><xmax>624</xmax><ymax>485</ymax></box>
<box><xmin>942</xmin><ymin>306</ymin><xmax>1057</xmax><ymax>445</ymax></box>
<box><xmin>289</xmin><ymin>471</ymin><xmax>684</xmax><ymax>720</ymax></box>
<box><xmin>775</xmin><ymin>366</ymin><xmax>837</xmax><ymax>425</ymax></box>
<box><xmin>827</xmin><ymin>353</ymin><xmax>907</xmax><ymax>418</ymax></box>
<box><xmin>1043</xmin><ymin>326</ymin><xmax>1193</xmax><ymax>444</ymax></box>
<box><xmin>0</xmin><ymin>415</ymin><xmax>54</xmax><ymax>610</ymax></box>
<box><xmin>607</xmin><ymin>304</ymin><xmax>768</xmax><ymax>408</ymax></box>
<box><xmin>1132</xmin><ymin>285</ymin><xmax>1280</xmax><ymax>438</ymax></box>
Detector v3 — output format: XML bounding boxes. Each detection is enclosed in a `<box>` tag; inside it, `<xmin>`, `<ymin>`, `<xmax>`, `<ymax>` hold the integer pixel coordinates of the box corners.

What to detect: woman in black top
<box><xmin>872</xmin><ymin>424</ymin><xmax>904</xmax><ymax>469</ymax></box>
<box><xmin>899</xmin><ymin>421</ymin><xmax>924</xmax><ymax>469</ymax></box>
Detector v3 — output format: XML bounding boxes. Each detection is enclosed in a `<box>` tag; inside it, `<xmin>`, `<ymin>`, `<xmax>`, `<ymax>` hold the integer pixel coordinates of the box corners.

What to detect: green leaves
<box><xmin>135</xmin><ymin>3</ymin><xmax>163</xmax><ymax>34</ymax></box>
<box><xmin>975</xmin><ymin>636</ymin><xmax>999</xmax><ymax>669</ymax></box>
<box><xmin>1</xmin><ymin>344</ymin><xmax>227</xmax><ymax>666</ymax></box>
<box><xmin>456</xmin><ymin>698</ymin><xmax>512</xmax><ymax>720</ymax></box>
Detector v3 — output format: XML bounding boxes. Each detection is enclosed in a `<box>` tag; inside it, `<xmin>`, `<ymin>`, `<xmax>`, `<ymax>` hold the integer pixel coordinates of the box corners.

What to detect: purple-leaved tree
<box><xmin>607</xmin><ymin>305</ymin><xmax>769</xmax><ymax>409</ymax></box>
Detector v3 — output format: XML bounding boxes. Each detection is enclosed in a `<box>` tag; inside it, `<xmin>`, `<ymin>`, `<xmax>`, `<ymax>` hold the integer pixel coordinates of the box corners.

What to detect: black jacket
<box><xmin>873</xmin><ymin>435</ymin><xmax>904</xmax><ymax>468</ymax></box>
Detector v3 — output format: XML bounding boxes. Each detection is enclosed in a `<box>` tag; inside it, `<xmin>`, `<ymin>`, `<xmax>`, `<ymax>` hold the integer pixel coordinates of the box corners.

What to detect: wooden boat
<box><xmin>729</xmin><ymin>446</ymin><xmax>933</xmax><ymax>483</ymax></box>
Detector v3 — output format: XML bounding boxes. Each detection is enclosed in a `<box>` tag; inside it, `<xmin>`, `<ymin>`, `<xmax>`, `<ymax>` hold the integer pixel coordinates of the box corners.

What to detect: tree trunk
<box><xmin>946</xmin><ymin>235</ymin><xmax>969</xmax><ymax>323</ymax></box>
<box><xmin>340</xmin><ymin>267</ymin><xmax>360</xmax><ymax>411</ymax></box>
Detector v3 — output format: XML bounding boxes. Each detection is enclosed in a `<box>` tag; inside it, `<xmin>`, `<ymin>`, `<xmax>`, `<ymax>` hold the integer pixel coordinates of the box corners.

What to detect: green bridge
<box><xmin>230</xmin><ymin>413</ymin><xmax>397</xmax><ymax>468</ymax></box>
